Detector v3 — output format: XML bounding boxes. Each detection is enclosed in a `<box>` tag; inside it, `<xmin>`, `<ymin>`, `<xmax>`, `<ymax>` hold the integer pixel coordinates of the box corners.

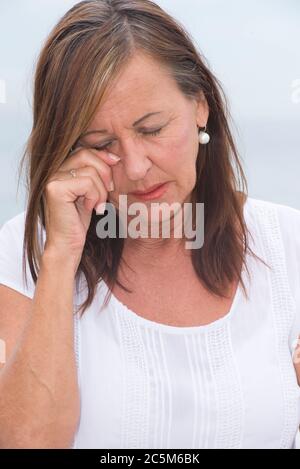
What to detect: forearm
<box><xmin>0</xmin><ymin>248</ymin><xmax>80</xmax><ymax>448</ymax></box>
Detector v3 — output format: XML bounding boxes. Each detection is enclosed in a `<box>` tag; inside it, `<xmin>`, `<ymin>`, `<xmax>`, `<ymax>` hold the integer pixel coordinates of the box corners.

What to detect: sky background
<box><xmin>0</xmin><ymin>0</ymin><xmax>299</xmax><ymax>226</ymax></box>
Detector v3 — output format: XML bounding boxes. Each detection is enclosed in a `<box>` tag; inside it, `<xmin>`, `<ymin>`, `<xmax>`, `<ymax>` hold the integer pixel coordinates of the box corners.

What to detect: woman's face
<box><xmin>79</xmin><ymin>51</ymin><xmax>209</xmax><ymax>213</ymax></box>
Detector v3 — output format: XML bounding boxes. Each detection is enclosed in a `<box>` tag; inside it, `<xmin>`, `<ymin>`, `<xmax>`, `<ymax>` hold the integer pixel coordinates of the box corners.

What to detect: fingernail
<box><xmin>109</xmin><ymin>181</ymin><xmax>114</xmax><ymax>192</ymax></box>
<box><xmin>107</xmin><ymin>152</ymin><xmax>121</xmax><ymax>162</ymax></box>
<box><xmin>95</xmin><ymin>202</ymin><xmax>106</xmax><ymax>215</ymax></box>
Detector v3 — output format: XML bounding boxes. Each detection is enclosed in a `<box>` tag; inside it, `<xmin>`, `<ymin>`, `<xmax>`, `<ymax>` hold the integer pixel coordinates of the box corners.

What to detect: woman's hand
<box><xmin>42</xmin><ymin>147</ymin><xmax>121</xmax><ymax>269</ymax></box>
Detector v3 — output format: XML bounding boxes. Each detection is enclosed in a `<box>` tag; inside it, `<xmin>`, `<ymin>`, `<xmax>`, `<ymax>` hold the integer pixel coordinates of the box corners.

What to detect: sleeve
<box><xmin>276</xmin><ymin>202</ymin><xmax>300</xmax><ymax>350</ymax></box>
<box><xmin>0</xmin><ymin>212</ymin><xmax>36</xmax><ymax>299</ymax></box>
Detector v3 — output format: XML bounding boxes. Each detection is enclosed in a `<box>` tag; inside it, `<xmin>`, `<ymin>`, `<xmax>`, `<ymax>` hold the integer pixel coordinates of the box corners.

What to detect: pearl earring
<box><xmin>198</xmin><ymin>125</ymin><xmax>210</xmax><ymax>145</ymax></box>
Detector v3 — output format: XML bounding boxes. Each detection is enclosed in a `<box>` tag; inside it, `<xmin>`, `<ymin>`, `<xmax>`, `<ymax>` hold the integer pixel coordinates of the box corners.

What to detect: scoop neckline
<box><xmin>101</xmin><ymin>273</ymin><xmax>244</xmax><ymax>334</ymax></box>
<box><xmin>98</xmin><ymin>196</ymin><xmax>250</xmax><ymax>334</ymax></box>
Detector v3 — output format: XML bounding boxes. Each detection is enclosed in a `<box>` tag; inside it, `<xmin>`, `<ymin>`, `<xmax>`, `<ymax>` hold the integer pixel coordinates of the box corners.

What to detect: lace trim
<box><xmin>254</xmin><ymin>200</ymin><xmax>299</xmax><ymax>448</ymax></box>
<box><xmin>206</xmin><ymin>323</ymin><xmax>244</xmax><ymax>448</ymax></box>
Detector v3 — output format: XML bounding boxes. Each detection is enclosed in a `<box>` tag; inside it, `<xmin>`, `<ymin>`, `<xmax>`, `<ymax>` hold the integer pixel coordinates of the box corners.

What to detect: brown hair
<box><xmin>18</xmin><ymin>0</ymin><xmax>269</xmax><ymax>317</ymax></box>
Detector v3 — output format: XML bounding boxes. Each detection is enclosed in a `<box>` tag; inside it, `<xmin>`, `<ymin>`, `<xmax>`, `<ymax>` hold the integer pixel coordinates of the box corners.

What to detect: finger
<box><xmin>60</xmin><ymin>148</ymin><xmax>119</xmax><ymax>192</ymax></box>
<box><xmin>46</xmin><ymin>175</ymin><xmax>105</xmax><ymax>213</ymax></box>
<box><xmin>70</xmin><ymin>146</ymin><xmax>121</xmax><ymax>166</ymax></box>
<box><xmin>53</xmin><ymin>166</ymin><xmax>108</xmax><ymax>206</ymax></box>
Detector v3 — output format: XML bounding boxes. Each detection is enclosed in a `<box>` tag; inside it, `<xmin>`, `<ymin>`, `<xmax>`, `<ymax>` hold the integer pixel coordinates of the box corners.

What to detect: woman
<box><xmin>0</xmin><ymin>0</ymin><xmax>299</xmax><ymax>449</ymax></box>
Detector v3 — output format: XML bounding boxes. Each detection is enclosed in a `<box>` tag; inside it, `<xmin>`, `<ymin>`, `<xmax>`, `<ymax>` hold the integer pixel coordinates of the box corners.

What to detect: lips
<box><xmin>130</xmin><ymin>183</ymin><xmax>167</xmax><ymax>196</ymax></box>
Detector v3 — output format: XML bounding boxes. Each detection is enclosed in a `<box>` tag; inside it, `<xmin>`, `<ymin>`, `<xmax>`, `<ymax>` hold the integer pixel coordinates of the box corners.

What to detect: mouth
<box><xmin>130</xmin><ymin>182</ymin><xmax>169</xmax><ymax>195</ymax></box>
<box><xmin>129</xmin><ymin>182</ymin><xmax>170</xmax><ymax>200</ymax></box>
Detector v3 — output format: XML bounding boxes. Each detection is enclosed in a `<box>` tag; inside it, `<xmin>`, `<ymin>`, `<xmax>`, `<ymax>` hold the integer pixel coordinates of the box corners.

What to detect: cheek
<box><xmin>165</xmin><ymin>130</ymin><xmax>198</xmax><ymax>191</ymax></box>
<box><xmin>162</xmin><ymin>127</ymin><xmax>197</xmax><ymax>171</ymax></box>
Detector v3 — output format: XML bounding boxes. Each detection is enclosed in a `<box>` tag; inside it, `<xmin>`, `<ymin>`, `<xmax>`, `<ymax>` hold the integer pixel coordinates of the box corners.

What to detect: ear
<box><xmin>195</xmin><ymin>91</ymin><xmax>209</xmax><ymax>128</ymax></box>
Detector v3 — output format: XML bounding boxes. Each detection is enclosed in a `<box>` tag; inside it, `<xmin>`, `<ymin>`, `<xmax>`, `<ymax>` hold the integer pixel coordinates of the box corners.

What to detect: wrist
<box><xmin>42</xmin><ymin>245</ymin><xmax>80</xmax><ymax>276</ymax></box>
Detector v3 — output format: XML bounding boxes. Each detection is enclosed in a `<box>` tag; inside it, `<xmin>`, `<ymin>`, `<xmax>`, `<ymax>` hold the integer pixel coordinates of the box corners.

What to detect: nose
<box><xmin>120</xmin><ymin>142</ymin><xmax>153</xmax><ymax>181</ymax></box>
<box><xmin>117</xmin><ymin>136</ymin><xmax>152</xmax><ymax>181</ymax></box>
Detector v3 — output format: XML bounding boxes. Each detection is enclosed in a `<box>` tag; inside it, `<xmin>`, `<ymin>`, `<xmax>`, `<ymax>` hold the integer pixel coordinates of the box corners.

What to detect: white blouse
<box><xmin>0</xmin><ymin>196</ymin><xmax>300</xmax><ymax>449</ymax></box>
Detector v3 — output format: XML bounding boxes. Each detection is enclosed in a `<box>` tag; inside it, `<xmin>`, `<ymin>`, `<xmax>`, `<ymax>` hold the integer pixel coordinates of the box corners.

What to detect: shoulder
<box><xmin>242</xmin><ymin>196</ymin><xmax>300</xmax><ymax>273</ymax></box>
<box><xmin>243</xmin><ymin>196</ymin><xmax>300</xmax><ymax>237</ymax></box>
<box><xmin>0</xmin><ymin>210</ymin><xmax>26</xmax><ymax>233</ymax></box>
<box><xmin>0</xmin><ymin>210</ymin><xmax>45</xmax><ymax>243</ymax></box>
<box><xmin>0</xmin><ymin>210</ymin><xmax>44</xmax><ymax>299</ymax></box>
<box><xmin>245</xmin><ymin>196</ymin><xmax>300</xmax><ymax>293</ymax></box>
<box><xmin>0</xmin><ymin>211</ymin><xmax>28</xmax><ymax>254</ymax></box>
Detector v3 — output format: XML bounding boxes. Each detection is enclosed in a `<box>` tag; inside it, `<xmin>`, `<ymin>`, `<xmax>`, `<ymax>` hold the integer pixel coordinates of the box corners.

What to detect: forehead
<box><xmin>92</xmin><ymin>53</ymin><xmax>181</xmax><ymax>121</ymax></box>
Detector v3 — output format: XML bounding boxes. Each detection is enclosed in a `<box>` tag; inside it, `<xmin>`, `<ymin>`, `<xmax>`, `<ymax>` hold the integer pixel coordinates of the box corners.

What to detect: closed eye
<box><xmin>92</xmin><ymin>128</ymin><xmax>163</xmax><ymax>151</ymax></box>
<box><xmin>143</xmin><ymin>128</ymin><xmax>162</xmax><ymax>136</ymax></box>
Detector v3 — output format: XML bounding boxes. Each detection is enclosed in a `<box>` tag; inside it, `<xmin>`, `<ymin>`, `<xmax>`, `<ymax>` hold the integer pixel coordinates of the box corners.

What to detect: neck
<box><xmin>122</xmin><ymin>235</ymin><xmax>190</xmax><ymax>269</ymax></box>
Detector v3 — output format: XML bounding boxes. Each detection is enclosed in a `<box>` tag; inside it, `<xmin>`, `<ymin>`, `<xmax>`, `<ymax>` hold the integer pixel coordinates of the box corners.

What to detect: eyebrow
<box><xmin>80</xmin><ymin>111</ymin><xmax>163</xmax><ymax>137</ymax></box>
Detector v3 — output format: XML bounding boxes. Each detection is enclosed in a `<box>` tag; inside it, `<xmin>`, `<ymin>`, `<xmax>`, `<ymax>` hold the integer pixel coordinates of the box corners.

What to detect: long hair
<box><xmin>18</xmin><ymin>0</ymin><xmax>269</xmax><ymax>317</ymax></box>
